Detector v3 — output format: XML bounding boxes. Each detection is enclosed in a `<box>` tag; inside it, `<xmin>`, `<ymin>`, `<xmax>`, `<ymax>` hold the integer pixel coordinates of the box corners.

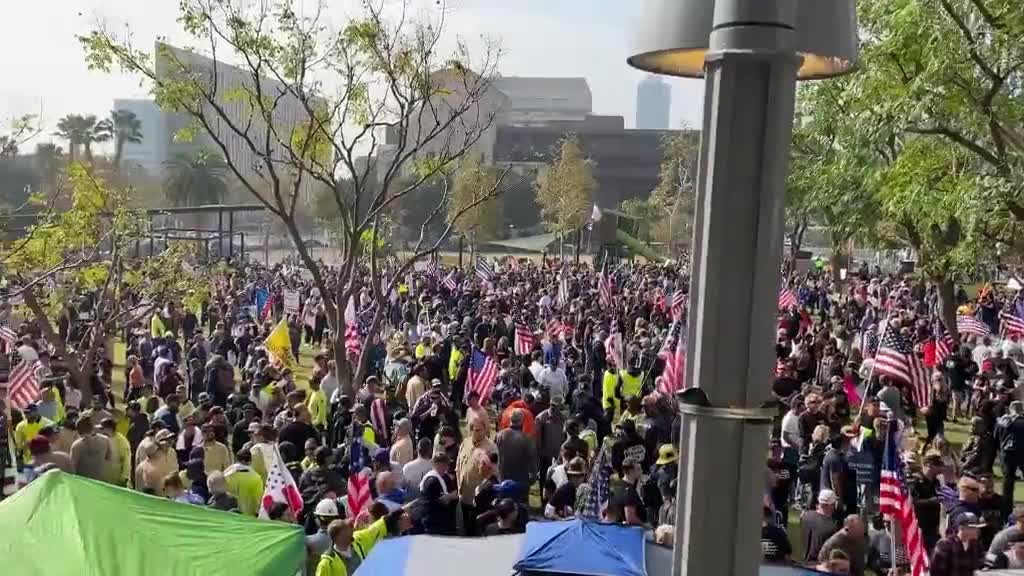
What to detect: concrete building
<box><xmin>635</xmin><ymin>75</ymin><xmax>671</xmax><ymax>130</ymax></box>
<box><xmin>492</xmin><ymin>77</ymin><xmax>592</xmax><ymax>125</ymax></box>
<box><xmin>112</xmin><ymin>99</ymin><xmax>167</xmax><ymax>175</ymax></box>
<box><xmin>153</xmin><ymin>42</ymin><xmax>328</xmax><ymax>204</ymax></box>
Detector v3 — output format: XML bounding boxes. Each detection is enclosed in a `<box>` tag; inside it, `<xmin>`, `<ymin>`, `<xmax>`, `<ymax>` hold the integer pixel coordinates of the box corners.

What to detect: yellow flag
<box><xmin>150</xmin><ymin>313</ymin><xmax>167</xmax><ymax>338</ymax></box>
<box><xmin>263</xmin><ymin>318</ymin><xmax>294</xmax><ymax>368</ymax></box>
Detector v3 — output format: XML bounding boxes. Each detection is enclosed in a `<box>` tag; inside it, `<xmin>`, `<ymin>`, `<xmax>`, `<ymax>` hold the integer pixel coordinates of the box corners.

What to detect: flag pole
<box><xmin>856</xmin><ymin>319</ymin><xmax>889</xmax><ymax>421</ymax></box>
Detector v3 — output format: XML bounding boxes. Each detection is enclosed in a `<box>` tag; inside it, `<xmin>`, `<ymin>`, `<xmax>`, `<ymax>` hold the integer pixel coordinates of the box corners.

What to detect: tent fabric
<box><xmin>354</xmin><ymin>534</ymin><xmax>526</xmax><ymax>576</ymax></box>
<box><xmin>513</xmin><ymin>519</ymin><xmax>647</xmax><ymax>576</ymax></box>
<box><xmin>0</xmin><ymin>470</ymin><xmax>304</xmax><ymax>576</ymax></box>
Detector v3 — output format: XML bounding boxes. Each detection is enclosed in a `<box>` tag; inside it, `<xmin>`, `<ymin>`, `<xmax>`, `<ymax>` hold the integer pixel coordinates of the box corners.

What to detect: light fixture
<box><xmin>627</xmin><ymin>0</ymin><xmax>858</xmax><ymax>79</ymax></box>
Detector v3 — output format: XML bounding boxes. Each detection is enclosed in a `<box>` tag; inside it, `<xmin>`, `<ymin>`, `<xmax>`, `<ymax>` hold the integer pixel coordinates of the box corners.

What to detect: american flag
<box><xmin>258</xmin><ymin>444</ymin><xmax>304</xmax><ymax>519</ymax></box>
<box><xmin>933</xmin><ymin>321</ymin><xmax>955</xmax><ymax>365</ymax></box>
<box><xmin>1001</xmin><ymin>309</ymin><xmax>1024</xmax><ymax>336</ymax></box>
<box><xmin>956</xmin><ymin>314</ymin><xmax>990</xmax><ymax>337</ymax></box>
<box><xmin>475</xmin><ymin>258</ymin><xmax>495</xmax><ymax>283</ymax></box>
<box><xmin>875</xmin><ymin>328</ymin><xmax>930</xmax><ymax>408</ymax></box>
<box><xmin>468</xmin><ymin>349</ymin><xmax>498</xmax><ymax>403</ymax></box>
<box><xmin>441</xmin><ymin>270</ymin><xmax>458</xmax><ymax>291</ymax></box>
<box><xmin>580</xmin><ymin>444</ymin><xmax>612</xmax><ymax>520</ymax></box>
<box><xmin>598</xmin><ymin>262</ymin><xmax>613</xmax><ymax>309</ymax></box>
<box><xmin>347</xmin><ymin>431</ymin><xmax>372</xmax><ymax>518</ymax></box>
<box><xmin>0</xmin><ymin>325</ymin><xmax>17</xmax><ymax>346</ymax></box>
<box><xmin>879</xmin><ymin>419</ymin><xmax>929</xmax><ymax>576</ymax></box>
<box><xmin>546</xmin><ymin>318</ymin><xmax>563</xmax><ymax>338</ymax></box>
<box><xmin>514</xmin><ymin>322</ymin><xmax>535</xmax><ymax>356</ymax></box>
<box><xmin>604</xmin><ymin>329</ymin><xmax>623</xmax><ymax>369</ymax></box>
<box><xmin>778</xmin><ymin>287</ymin><xmax>798</xmax><ymax>310</ymax></box>
<box><xmin>7</xmin><ymin>360</ymin><xmax>41</xmax><ymax>410</ymax></box>
<box><xmin>344</xmin><ymin>323</ymin><xmax>362</xmax><ymax>361</ymax></box>
<box><xmin>670</xmin><ymin>290</ymin><xmax>687</xmax><ymax>320</ymax></box>
<box><xmin>658</xmin><ymin>319</ymin><xmax>687</xmax><ymax>395</ymax></box>
<box><xmin>561</xmin><ymin>323</ymin><xmax>576</xmax><ymax>342</ymax></box>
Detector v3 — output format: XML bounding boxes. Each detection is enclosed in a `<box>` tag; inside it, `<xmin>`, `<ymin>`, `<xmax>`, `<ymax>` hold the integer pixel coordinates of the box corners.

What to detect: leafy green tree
<box><xmin>535</xmin><ymin>134</ymin><xmax>596</xmax><ymax>235</ymax></box>
<box><xmin>109</xmin><ymin>109</ymin><xmax>143</xmax><ymax>173</ymax></box>
<box><xmin>163</xmin><ymin>150</ymin><xmax>229</xmax><ymax>206</ymax></box>
<box><xmin>448</xmin><ymin>154</ymin><xmax>502</xmax><ymax>255</ymax></box>
<box><xmin>649</xmin><ymin>130</ymin><xmax>697</xmax><ymax>256</ymax></box>
<box><xmin>852</xmin><ymin>0</ymin><xmax>1024</xmax><ymax>236</ymax></box>
<box><xmin>81</xmin><ymin>0</ymin><xmax>509</xmax><ymax>396</ymax></box>
<box><xmin>2</xmin><ymin>165</ymin><xmax>203</xmax><ymax>390</ymax></box>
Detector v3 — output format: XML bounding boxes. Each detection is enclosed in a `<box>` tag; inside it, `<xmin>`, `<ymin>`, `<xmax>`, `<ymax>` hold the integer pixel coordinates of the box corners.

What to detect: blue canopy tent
<box><xmin>513</xmin><ymin>519</ymin><xmax>646</xmax><ymax>576</ymax></box>
<box><xmin>353</xmin><ymin>519</ymin><xmax>835</xmax><ymax>576</ymax></box>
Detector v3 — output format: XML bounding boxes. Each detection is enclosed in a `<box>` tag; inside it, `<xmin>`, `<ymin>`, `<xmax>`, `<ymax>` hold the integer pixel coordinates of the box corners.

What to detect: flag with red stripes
<box><xmin>347</xmin><ymin>432</ymin><xmax>372</xmax><ymax>518</ymax></box>
<box><xmin>441</xmin><ymin>270</ymin><xmax>458</xmax><ymax>291</ymax></box>
<box><xmin>561</xmin><ymin>323</ymin><xmax>575</xmax><ymax>342</ymax></box>
<box><xmin>956</xmin><ymin>314</ymin><xmax>990</xmax><ymax>337</ymax></box>
<box><xmin>933</xmin><ymin>321</ymin><xmax>955</xmax><ymax>365</ymax></box>
<box><xmin>670</xmin><ymin>290</ymin><xmax>687</xmax><ymax>320</ymax></box>
<box><xmin>7</xmin><ymin>360</ymin><xmax>41</xmax><ymax>411</ymax></box>
<box><xmin>546</xmin><ymin>318</ymin><xmax>563</xmax><ymax>338</ymax></box>
<box><xmin>258</xmin><ymin>444</ymin><xmax>304</xmax><ymax>519</ymax></box>
<box><xmin>778</xmin><ymin>288</ymin><xmax>798</xmax><ymax>310</ymax></box>
<box><xmin>875</xmin><ymin>328</ymin><xmax>930</xmax><ymax>408</ymax></box>
<box><xmin>344</xmin><ymin>323</ymin><xmax>362</xmax><ymax>362</ymax></box>
<box><xmin>880</xmin><ymin>419</ymin><xmax>929</xmax><ymax>576</ymax></box>
<box><xmin>604</xmin><ymin>330</ymin><xmax>623</xmax><ymax>369</ymax></box>
<box><xmin>598</xmin><ymin>262</ymin><xmax>613</xmax><ymax>309</ymax></box>
<box><xmin>468</xmin><ymin>349</ymin><xmax>498</xmax><ymax>403</ymax></box>
<box><xmin>1001</xmin><ymin>310</ymin><xmax>1024</xmax><ymax>336</ymax></box>
<box><xmin>514</xmin><ymin>322</ymin><xmax>535</xmax><ymax>356</ymax></box>
<box><xmin>658</xmin><ymin>320</ymin><xmax>687</xmax><ymax>395</ymax></box>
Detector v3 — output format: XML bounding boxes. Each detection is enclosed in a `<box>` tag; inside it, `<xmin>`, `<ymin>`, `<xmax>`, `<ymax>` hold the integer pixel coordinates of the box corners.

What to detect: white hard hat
<box><xmin>314</xmin><ymin>499</ymin><xmax>339</xmax><ymax>517</ymax></box>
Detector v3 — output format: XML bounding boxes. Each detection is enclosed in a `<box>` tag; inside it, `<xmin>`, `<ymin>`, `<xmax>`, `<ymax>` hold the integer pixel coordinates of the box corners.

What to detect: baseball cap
<box><xmin>655</xmin><ymin>444</ymin><xmax>678</xmax><ymax>466</ymax></box>
<box><xmin>817</xmin><ymin>489</ymin><xmax>838</xmax><ymax>506</ymax></box>
<box><xmin>314</xmin><ymin>499</ymin><xmax>340</xmax><ymax>517</ymax></box>
<box><xmin>953</xmin><ymin>512</ymin><xmax>986</xmax><ymax>530</ymax></box>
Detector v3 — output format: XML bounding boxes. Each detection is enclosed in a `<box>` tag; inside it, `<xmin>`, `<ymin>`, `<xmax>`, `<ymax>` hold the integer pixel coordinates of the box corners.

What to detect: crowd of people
<box><xmin>5</xmin><ymin>254</ymin><xmax>1024</xmax><ymax>575</ymax></box>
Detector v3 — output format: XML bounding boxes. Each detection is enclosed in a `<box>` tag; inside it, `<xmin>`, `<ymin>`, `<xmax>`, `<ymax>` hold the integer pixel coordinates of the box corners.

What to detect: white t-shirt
<box><xmin>403</xmin><ymin>458</ymin><xmax>433</xmax><ymax>500</ymax></box>
<box><xmin>780</xmin><ymin>410</ymin><xmax>801</xmax><ymax>449</ymax></box>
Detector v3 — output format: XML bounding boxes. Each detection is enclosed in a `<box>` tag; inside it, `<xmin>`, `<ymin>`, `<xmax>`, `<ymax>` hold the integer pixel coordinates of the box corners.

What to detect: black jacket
<box><xmin>995</xmin><ymin>413</ymin><xmax>1024</xmax><ymax>456</ymax></box>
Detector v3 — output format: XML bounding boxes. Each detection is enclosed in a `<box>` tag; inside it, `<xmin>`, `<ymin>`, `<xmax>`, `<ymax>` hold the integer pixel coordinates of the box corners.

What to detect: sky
<box><xmin>0</xmin><ymin>0</ymin><xmax>704</xmax><ymax>146</ymax></box>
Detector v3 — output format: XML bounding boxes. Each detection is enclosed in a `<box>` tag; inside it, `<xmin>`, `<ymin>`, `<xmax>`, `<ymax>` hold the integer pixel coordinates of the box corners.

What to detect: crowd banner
<box><xmin>283</xmin><ymin>290</ymin><xmax>300</xmax><ymax>315</ymax></box>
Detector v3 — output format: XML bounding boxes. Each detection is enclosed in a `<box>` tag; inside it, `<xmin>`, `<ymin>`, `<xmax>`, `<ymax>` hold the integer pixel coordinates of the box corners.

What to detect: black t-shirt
<box><xmin>610</xmin><ymin>482</ymin><xmax>647</xmax><ymax>524</ymax></box>
<box><xmin>547</xmin><ymin>482</ymin><xmax>577</xmax><ymax>518</ymax></box>
<box><xmin>761</xmin><ymin>523</ymin><xmax>792</xmax><ymax>562</ymax></box>
<box><xmin>772</xmin><ymin>377</ymin><xmax>801</xmax><ymax>399</ymax></box>
<box><xmin>279</xmin><ymin>421</ymin><xmax>318</xmax><ymax>451</ymax></box>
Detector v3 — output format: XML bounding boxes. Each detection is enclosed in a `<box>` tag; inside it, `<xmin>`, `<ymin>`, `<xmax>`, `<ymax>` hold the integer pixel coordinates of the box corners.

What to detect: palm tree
<box><xmin>163</xmin><ymin>150</ymin><xmax>230</xmax><ymax>207</ymax></box>
<box><xmin>33</xmin><ymin>143</ymin><xmax>64</xmax><ymax>191</ymax></box>
<box><xmin>54</xmin><ymin>115</ymin><xmax>87</xmax><ymax>163</ymax></box>
<box><xmin>54</xmin><ymin>114</ymin><xmax>110</xmax><ymax>164</ymax></box>
<box><xmin>108</xmin><ymin>109</ymin><xmax>143</xmax><ymax>172</ymax></box>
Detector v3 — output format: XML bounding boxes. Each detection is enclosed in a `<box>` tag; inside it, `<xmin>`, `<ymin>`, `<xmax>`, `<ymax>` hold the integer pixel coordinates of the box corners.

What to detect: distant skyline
<box><xmin>0</xmin><ymin>0</ymin><xmax>703</xmax><ymax>148</ymax></box>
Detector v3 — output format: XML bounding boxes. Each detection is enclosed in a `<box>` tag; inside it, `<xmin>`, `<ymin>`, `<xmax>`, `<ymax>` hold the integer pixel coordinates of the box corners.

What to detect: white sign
<box><xmin>283</xmin><ymin>290</ymin><xmax>300</xmax><ymax>315</ymax></box>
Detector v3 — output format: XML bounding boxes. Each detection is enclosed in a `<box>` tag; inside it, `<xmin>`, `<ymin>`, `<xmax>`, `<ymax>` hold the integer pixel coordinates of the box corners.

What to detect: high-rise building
<box><xmin>153</xmin><ymin>42</ymin><xmax>329</xmax><ymax>203</ymax></box>
<box><xmin>635</xmin><ymin>75</ymin><xmax>671</xmax><ymax>130</ymax></box>
<box><xmin>112</xmin><ymin>99</ymin><xmax>167</xmax><ymax>175</ymax></box>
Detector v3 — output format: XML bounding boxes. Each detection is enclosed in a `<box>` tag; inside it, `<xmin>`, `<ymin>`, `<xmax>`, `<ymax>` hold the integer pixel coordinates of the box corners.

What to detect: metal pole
<box><xmin>217</xmin><ymin>209</ymin><xmax>224</xmax><ymax>258</ymax></box>
<box><xmin>240</xmin><ymin>232</ymin><xmax>245</xmax><ymax>262</ymax></box>
<box><xmin>228</xmin><ymin>211</ymin><xmax>234</xmax><ymax>260</ymax></box>
<box><xmin>458</xmin><ymin>235</ymin><xmax>464</xmax><ymax>269</ymax></box>
<box><xmin>672</xmin><ymin>2</ymin><xmax>800</xmax><ymax>575</ymax></box>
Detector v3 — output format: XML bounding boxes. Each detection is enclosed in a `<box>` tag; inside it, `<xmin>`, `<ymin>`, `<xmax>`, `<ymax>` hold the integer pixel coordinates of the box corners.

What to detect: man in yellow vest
<box><xmin>315</xmin><ymin>509</ymin><xmax>412</xmax><ymax>576</ymax></box>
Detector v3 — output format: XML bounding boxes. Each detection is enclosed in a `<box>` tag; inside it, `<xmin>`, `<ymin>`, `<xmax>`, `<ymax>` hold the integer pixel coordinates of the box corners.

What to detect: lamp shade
<box><xmin>627</xmin><ymin>0</ymin><xmax>858</xmax><ymax>79</ymax></box>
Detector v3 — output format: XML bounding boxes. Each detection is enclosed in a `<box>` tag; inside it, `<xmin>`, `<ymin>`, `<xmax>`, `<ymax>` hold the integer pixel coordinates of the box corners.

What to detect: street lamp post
<box><xmin>628</xmin><ymin>1</ymin><xmax>857</xmax><ymax>575</ymax></box>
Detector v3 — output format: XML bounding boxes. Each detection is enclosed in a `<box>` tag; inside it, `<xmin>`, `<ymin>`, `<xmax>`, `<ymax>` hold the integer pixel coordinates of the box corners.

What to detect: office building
<box><xmin>635</xmin><ymin>75</ymin><xmax>671</xmax><ymax>130</ymax></box>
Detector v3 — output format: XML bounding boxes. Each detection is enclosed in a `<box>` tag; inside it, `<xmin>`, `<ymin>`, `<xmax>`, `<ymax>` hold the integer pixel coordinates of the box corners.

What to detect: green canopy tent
<box><xmin>0</xmin><ymin>470</ymin><xmax>304</xmax><ymax>576</ymax></box>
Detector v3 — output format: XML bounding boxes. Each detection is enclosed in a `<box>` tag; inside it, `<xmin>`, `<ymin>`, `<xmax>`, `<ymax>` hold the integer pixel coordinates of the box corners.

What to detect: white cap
<box><xmin>817</xmin><ymin>489</ymin><xmax>838</xmax><ymax>506</ymax></box>
<box><xmin>314</xmin><ymin>499</ymin><xmax>339</xmax><ymax>517</ymax></box>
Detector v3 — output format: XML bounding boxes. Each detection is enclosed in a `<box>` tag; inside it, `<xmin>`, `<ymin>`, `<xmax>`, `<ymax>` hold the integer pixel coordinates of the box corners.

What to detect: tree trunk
<box><xmin>22</xmin><ymin>288</ymin><xmax>90</xmax><ymax>391</ymax></box>
<box><xmin>936</xmin><ymin>277</ymin><xmax>960</xmax><ymax>346</ymax></box>
<box><xmin>830</xmin><ymin>249</ymin><xmax>845</xmax><ymax>286</ymax></box>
